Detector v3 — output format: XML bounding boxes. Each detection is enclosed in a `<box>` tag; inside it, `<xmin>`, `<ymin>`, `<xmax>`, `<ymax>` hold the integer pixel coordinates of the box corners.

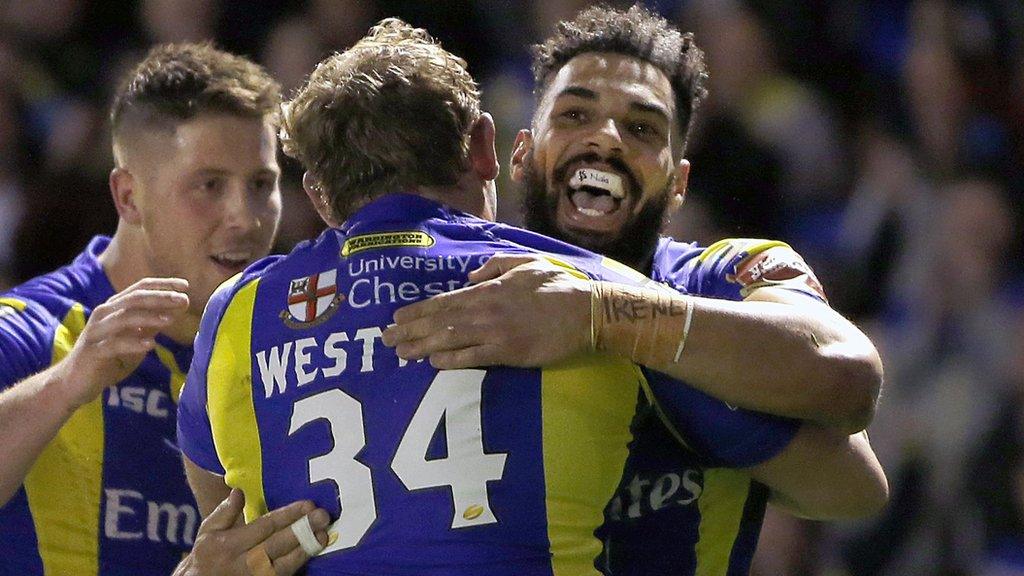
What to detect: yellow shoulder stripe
<box><xmin>698</xmin><ymin>238</ymin><xmax>791</xmax><ymax>264</ymax></box>
<box><xmin>207</xmin><ymin>279</ymin><xmax>267</xmax><ymax>522</ymax></box>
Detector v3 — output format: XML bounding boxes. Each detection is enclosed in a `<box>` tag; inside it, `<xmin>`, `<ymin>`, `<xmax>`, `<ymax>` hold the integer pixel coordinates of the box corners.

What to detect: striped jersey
<box><xmin>0</xmin><ymin>236</ymin><xmax>197</xmax><ymax>576</ymax></box>
<box><xmin>596</xmin><ymin>236</ymin><xmax>827</xmax><ymax>575</ymax></box>
<box><xmin>177</xmin><ymin>194</ymin><xmax>799</xmax><ymax>576</ymax></box>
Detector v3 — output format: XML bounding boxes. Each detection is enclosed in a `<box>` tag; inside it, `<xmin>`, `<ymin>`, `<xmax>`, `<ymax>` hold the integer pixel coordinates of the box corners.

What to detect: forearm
<box><xmin>748</xmin><ymin>426</ymin><xmax>888</xmax><ymax>520</ymax></box>
<box><xmin>594</xmin><ymin>283</ymin><xmax>882</xmax><ymax>432</ymax></box>
<box><xmin>0</xmin><ymin>363</ymin><xmax>81</xmax><ymax>505</ymax></box>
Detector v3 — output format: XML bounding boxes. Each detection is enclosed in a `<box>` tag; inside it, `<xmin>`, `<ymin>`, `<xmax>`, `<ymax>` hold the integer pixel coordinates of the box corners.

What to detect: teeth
<box><xmin>215</xmin><ymin>252</ymin><xmax>250</xmax><ymax>262</ymax></box>
<box><xmin>578</xmin><ymin>207</ymin><xmax>605</xmax><ymax>217</ymax></box>
<box><xmin>569</xmin><ymin>168</ymin><xmax>625</xmax><ymax>199</ymax></box>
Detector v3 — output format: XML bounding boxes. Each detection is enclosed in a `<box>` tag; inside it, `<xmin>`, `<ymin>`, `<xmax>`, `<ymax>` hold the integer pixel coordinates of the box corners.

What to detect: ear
<box><xmin>668</xmin><ymin>158</ymin><xmax>690</xmax><ymax>214</ymax></box>
<box><xmin>109</xmin><ymin>168</ymin><xmax>143</xmax><ymax>225</ymax></box>
<box><xmin>302</xmin><ymin>171</ymin><xmax>340</xmax><ymax>228</ymax></box>
<box><xmin>509</xmin><ymin>129</ymin><xmax>533</xmax><ymax>183</ymax></box>
<box><xmin>468</xmin><ymin>112</ymin><xmax>499</xmax><ymax>181</ymax></box>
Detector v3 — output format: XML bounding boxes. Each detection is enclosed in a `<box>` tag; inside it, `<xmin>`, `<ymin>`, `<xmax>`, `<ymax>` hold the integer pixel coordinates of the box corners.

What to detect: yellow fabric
<box><xmin>24</xmin><ymin>303</ymin><xmax>103</xmax><ymax>576</ymax></box>
<box><xmin>0</xmin><ymin>297</ymin><xmax>28</xmax><ymax>311</ymax></box>
<box><xmin>154</xmin><ymin>344</ymin><xmax>186</xmax><ymax>404</ymax></box>
<box><xmin>206</xmin><ymin>280</ymin><xmax>268</xmax><ymax>522</ymax></box>
<box><xmin>542</xmin><ymin>354</ymin><xmax>641</xmax><ymax>576</ymax></box>
<box><xmin>694</xmin><ymin>469</ymin><xmax>751</xmax><ymax>576</ymax></box>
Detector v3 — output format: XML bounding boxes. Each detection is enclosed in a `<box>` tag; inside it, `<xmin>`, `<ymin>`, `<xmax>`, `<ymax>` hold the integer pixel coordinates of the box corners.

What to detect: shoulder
<box><xmin>681</xmin><ymin>238</ymin><xmax>827</xmax><ymax>302</ymax></box>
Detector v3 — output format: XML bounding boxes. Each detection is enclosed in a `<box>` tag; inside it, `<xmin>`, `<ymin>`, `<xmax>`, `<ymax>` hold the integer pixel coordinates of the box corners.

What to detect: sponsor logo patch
<box><xmin>341</xmin><ymin>231</ymin><xmax>435</xmax><ymax>257</ymax></box>
<box><xmin>728</xmin><ymin>247</ymin><xmax>827</xmax><ymax>301</ymax></box>
<box><xmin>281</xmin><ymin>269</ymin><xmax>345</xmax><ymax>329</ymax></box>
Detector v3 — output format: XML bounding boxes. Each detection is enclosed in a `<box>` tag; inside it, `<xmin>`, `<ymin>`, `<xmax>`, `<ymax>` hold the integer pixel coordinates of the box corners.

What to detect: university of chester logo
<box><xmin>281</xmin><ymin>269</ymin><xmax>345</xmax><ymax>329</ymax></box>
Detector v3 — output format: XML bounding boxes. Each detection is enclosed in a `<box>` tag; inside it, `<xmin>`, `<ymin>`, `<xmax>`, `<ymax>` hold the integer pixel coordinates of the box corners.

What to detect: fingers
<box><xmin>271</xmin><ymin>526</ymin><xmax>329</xmax><ymax>576</ymax></box>
<box><xmin>262</xmin><ymin>509</ymin><xmax>330</xmax><ymax>560</ymax></box>
<box><xmin>388</xmin><ymin>317</ymin><xmax>492</xmax><ymax>360</ymax></box>
<box><xmin>234</xmin><ymin>500</ymin><xmax>315</xmax><ymax>549</ymax></box>
<box><xmin>389</xmin><ymin>287</ymin><xmax>468</xmax><ymax>325</ymax></box>
<box><xmin>468</xmin><ymin>254</ymin><xmax>542</xmax><ymax>283</ymax></box>
<box><xmin>104</xmin><ymin>288</ymin><xmax>190</xmax><ymax>313</ymax></box>
<box><xmin>429</xmin><ymin>345</ymin><xmax>506</xmax><ymax>370</ymax></box>
<box><xmin>114</xmin><ymin>277</ymin><xmax>190</xmax><ymax>299</ymax></box>
<box><xmin>200</xmin><ymin>489</ymin><xmax>245</xmax><ymax>533</ymax></box>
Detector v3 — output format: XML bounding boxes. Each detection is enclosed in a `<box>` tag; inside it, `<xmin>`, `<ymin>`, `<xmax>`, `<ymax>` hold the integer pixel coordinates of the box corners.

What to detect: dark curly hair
<box><xmin>532</xmin><ymin>4</ymin><xmax>708</xmax><ymax>155</ymax></box>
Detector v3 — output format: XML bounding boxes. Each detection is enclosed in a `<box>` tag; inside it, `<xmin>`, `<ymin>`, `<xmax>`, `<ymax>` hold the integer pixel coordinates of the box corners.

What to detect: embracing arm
<box><xmin>748</xmin><ymin>426</ymin><xmax>888</xmax><ymax>519</ymax></box>
<box><xmin>594</xmin><ymin>281</ymin><xmax>882</xmax><ymax>433</ymax></box>
<box><xmin>382</xmin><ymin>255</ymin><xmax>882</xmax><ymax>433</ymax></box>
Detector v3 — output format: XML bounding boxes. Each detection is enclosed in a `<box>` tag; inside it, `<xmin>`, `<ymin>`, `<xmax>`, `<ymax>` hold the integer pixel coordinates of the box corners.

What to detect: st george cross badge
<box><xmin>280</xmin><ymin>269</ymin><xmax>345</xmax><ymax>329</ymax></box>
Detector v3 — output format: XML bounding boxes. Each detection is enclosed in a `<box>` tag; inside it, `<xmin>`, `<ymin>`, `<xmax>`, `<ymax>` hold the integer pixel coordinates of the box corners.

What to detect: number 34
<box><xmin>288</xmin><ymin>369</ymin><xmax>508</xmax><ymax>554</ymax></box>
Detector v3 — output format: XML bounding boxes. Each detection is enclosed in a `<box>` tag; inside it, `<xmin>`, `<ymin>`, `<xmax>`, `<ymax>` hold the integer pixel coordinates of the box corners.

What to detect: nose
<box><xmin>586</xmin><ymin>118</ymin><xmax>624</xmax><ymax>156</ymax></box>
<box><xmin>221</xmin><ymin>183</ymin><xmax>262</xmax><ymax>234</ymax></box>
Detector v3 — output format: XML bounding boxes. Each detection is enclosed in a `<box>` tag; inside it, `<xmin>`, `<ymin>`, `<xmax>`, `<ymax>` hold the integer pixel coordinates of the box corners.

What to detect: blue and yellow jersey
<box><xmin>0</xmin><ymin>236</ymin><xmax>197</xmax><ymax>576</ymax></box>
<box><xmin>177</xmin><ymin>194</ymin><xmax>799</xmax><ymax>576</ymax></box>
<box><xmin>596</xmin><ymin>237</ymin><xmax>827</xmax><ymax>576</ymax></box>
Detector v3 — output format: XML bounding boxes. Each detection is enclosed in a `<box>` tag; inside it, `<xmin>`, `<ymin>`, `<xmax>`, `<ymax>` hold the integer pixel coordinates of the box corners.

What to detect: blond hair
<box><xmin>280</xmin><ymin>18</ymin><xmax>481</xmax><ymax>221</ymax></box>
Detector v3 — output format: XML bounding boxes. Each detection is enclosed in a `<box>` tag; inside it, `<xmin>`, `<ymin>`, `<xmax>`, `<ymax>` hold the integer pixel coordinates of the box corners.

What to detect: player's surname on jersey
<box><xmin>256</xmin><ymin>324</ymin><xmax>422</xmax><ymax>399</ymax></box>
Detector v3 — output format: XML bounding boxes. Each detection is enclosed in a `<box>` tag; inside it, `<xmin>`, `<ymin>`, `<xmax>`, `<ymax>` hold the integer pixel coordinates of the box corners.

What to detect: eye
<box><xmin>199</xmin><ymin>177</ymin><xmax>224</xmax><ymax>194</ymax></box>
<box><xmin>252</xmin><ymin>176</ymin><xmax>277</xmax><ymax>194</ymax></box>
<box><xmin>630</xmin><ymin>122</ymin><xmax>659</xmax><ymax>139</ymax></box>
<box><xmin>558</xmin><ymin>108</ymin><xmax>586</xmax><ymax>124</ymax></box>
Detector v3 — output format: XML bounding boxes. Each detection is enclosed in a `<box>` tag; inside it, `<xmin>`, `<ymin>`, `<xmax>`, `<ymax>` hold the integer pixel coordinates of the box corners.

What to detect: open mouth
<box><xmin>210</xmin><ymin>251</ymin><xmax>253</xmax><ymax>273</ymax></box>
<box><xmin>558</xmin><ymin>166</ymin><xmax>633</xmax><ymax>234</ymax></box>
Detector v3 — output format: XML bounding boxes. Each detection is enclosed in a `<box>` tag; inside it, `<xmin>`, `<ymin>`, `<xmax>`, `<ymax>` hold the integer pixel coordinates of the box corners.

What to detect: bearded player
<box><xmin>382</xmin><ymin>5</ymin><xmax>886</xmax><ymax>574</ymax></box>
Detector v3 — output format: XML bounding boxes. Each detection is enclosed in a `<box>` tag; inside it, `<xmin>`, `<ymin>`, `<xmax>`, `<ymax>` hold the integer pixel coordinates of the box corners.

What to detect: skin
<box><xmin>381</xmin><ymin>52</ymin><xmax>887</xmax><ymax>517</ymax></box>
<box><xmin>0</xmin><ymin>112</ymin><xmax>323</xmax><ymax>572</ymax></box>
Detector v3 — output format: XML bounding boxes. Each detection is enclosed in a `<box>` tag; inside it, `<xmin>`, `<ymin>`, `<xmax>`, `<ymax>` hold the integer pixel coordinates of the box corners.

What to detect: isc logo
<box><xmin>107</xmin><ymin>386</ymin><xmax>170</xmax><ymax>418</ymax></box>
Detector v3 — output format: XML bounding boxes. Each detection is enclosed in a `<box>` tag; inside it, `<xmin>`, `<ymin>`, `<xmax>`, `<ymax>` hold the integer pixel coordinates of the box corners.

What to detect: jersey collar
<box><xmin>339</xmin><ymin>193</ymin><xmax>466</xmax><ymax>234</ymax></box>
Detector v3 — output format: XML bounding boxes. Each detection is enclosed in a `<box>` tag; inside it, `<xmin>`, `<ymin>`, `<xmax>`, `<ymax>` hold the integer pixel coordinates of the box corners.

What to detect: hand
<box><xmin>60</xmin><ymin>277</ymin><xmax>190</xmax><ymax>407</ymax></box>
<box><xmin>382</xmin><ymin>254</ymin><xmax>592</xmax><ymax>369</ymax></box>
<box><xmin>176</xmin><ymin>489</ymin><xmax>330</xmax><ymax>576</ymax></box>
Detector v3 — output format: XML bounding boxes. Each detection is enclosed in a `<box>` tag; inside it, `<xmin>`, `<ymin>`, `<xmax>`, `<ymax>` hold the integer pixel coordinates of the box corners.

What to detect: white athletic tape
<box><xmin>290</xmin><ymin>515</ymin><xmax>324</xmax><ymax>556</ymax></box>
<box><xmin>569</xmin><ymin>168</ymin><xmax>624</xmax><ymax>198</ymax></box>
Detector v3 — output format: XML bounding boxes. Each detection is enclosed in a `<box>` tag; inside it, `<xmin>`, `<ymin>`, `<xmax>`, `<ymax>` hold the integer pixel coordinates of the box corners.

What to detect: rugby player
<box><xmin>381</xmin><ymin>5</ymin><xmax>887</xmax><ymax>573</ymax></box>
<box><xmin>0</xmin><ymin>44</ymin><xmax>323</xmax><ymax>575</ymax></box>
<box><xmin>177</xmin><ymin>18</ymin><xmax>885</xmax><ymax>576</ymax></box>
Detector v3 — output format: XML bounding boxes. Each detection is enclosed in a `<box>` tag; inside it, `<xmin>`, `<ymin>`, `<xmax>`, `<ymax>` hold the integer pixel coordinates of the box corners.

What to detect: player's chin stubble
<box><xmin>519</xmin><ymin>152</ymin><xmax>671</xmax><ymax>274</ymax></box>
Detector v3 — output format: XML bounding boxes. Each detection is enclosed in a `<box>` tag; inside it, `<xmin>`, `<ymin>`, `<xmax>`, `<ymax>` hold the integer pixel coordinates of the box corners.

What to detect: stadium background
<box><xmin>1</xmin><ymin>0</ymin><xmax>1022</xmax><ymax>574</ymax></box>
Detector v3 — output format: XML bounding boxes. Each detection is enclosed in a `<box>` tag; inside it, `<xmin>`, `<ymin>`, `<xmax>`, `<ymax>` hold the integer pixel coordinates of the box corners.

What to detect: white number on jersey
<box><xmin>287</xmin><ymin>369</ymin><xmax>507</xmax><ymax>552</ymax></box>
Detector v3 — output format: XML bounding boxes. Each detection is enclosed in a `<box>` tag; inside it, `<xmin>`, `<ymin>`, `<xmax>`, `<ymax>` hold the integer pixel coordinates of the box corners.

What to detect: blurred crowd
<box><xmin>2</xmin><ymin>0</ymin><xmax>1023</xmax><ymax>574</ymax></box>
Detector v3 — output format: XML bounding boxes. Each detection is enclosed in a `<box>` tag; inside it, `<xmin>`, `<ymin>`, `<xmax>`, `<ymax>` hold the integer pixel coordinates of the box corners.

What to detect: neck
<box><xmin>98</xmin><ymin>223</ymin><xmax>200</xmax><ymax>344</ymax></box>
<box><xmin>415</xmin><ymin>168</ymin><xmax>494</xmax><ymax>220</ymax></box>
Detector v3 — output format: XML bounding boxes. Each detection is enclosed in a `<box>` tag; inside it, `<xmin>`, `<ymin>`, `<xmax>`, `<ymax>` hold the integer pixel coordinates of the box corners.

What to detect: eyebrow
<box><xmin>556</xmin><ymin>85</ymin><xmax>670</xmax><ymax>123</ymax></box>
<box><xmin>555</xmin><ymin>86</ymin><xmax>599</xmax><ymax>100</ymax></box>
<box><xmin>630</xmin><ymin>101</ymin><xmax>670</xmax><ymax>124</ymax></box>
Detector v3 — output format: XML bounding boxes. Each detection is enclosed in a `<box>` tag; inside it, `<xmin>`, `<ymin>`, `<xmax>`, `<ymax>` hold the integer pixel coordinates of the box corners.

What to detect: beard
<box><xmin>520</xmin><ymin>151</ymin><xmax>671</xmax><ymax>274</ymax></box>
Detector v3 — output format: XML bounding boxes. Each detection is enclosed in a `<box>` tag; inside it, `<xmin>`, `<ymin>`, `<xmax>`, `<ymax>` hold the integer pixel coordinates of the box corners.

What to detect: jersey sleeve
<box><xmin>688</xmin><ymin>238</ymin><xmax>828</xmax><ymax>303</ymax></box>
<box><xmin>176</xmin><ymin>281</ymin><xmax>241</xmax><ymax>476</ymax></box>
<box><xmin>642</xmin><ymin>368</ymin><xmax>801</xmax><ymax>468</ymax></box>
<box><xmin>0</xmin><ymin>298</ymin><xmax>58</xmax><ymax>390</ymax></box>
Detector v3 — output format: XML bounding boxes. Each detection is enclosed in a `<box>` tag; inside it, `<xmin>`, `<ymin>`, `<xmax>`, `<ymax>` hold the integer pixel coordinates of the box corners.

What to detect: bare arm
<box><xmin>382</xmin><ymin>255</ymin><xmax>882</xmax><ymax>433</ymax></box>
<box><xmin>748</xmin><ymin>427</ymin><xmax>888</xmax><ymax>519</ymax></box>
<box><xmin>175</xmin><ymin>459</ymin><xmax>330</xmax><ymax>576</ymax></box>
<box><xmin>0</xmin><ymin>278</ymin><xmax>189</xmax><ymax>506</ymax></box>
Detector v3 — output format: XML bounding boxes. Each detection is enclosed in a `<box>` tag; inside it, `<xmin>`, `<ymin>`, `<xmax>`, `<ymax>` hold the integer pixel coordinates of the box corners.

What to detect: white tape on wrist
<box><xmin>290</xmin><ymin>515</ymin><xmax>325</xmax><ymax>556</ymax></box>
